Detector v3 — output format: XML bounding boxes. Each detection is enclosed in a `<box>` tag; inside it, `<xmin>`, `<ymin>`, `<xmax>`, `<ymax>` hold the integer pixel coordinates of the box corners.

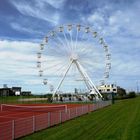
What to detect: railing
<box><xmin>0</xmin><ymin>101</ymin><xmax>111</xmax><ymax>140</ymax></box>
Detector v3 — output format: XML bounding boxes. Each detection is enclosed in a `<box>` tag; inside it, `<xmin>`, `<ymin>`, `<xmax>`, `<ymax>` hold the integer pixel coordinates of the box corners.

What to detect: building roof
<box><xmin>0</xmin><ymin>88</ymin><xmax>11</xmax><ymax>90</ymax></box>
<box><xmin>12</xmin><ymin>87</ymin><xmax>22</xmax><ymax>89</ymax></box>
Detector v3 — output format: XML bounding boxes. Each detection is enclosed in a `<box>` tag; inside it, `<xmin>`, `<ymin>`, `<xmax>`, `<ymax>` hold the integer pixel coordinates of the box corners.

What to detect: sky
<box><xmin>0</xmin><ymin>0</ymin><xmax>140</xmax><ymax>94</ymax></box>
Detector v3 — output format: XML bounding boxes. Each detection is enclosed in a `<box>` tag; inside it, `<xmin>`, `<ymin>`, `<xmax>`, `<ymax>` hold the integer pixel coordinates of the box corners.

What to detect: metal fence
<box><xmin>0</xmin><ymin>101</ymin><xmax>111</xmax><ymax>140</ymax></box>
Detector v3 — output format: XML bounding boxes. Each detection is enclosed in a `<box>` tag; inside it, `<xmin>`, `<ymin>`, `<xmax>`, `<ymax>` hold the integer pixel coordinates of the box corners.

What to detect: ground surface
<box><xmin>0</xmin><ymin>96</ymin><xmax>49</xmax><ymax>104</ymax></box>
<box><xmin>0</xmin><ymin>96</ymin><xmax>94</xmax><ymax>104</ymax></box>
<box><xmin>0</xmin><ymin>103</ymin><xmax>82</xmax><ymax>123</ymax></box>
<box><xmin>20</xmin><ymin>97</ymin><xmax>140</xmax><ymax>140</ymax></box>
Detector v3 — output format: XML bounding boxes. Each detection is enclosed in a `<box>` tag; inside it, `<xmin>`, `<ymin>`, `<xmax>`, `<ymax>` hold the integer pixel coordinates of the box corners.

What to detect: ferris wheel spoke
<box><xmin>40</xmin><ymin>56</ymin><xmax>67</xmax><ymax>69</ymax></box>
<box><xmin>54</xmin><ymin>33</ymin><xmax>70</xmax><ymax>55</ymax></box>
<box><xmin>79</xmin><ymin>46</ymin><xmax>102</xmax><ymax>60</ymax></box>
<box><xmin>79</xmin><ymin>60</ymin><xmax>103</xmax><ymax>75</ymax></box>
<box><xmin>63</xmin><ymin>30</ymin><xmax>72</xmax><ymax>53</ymax></box>
<box><xmin>42</xmin><ymin>58</ymin><xmax>62</xmax><ymax>64</ymax></box>
<box><xmin>80</xmin><ymin>48</ymin><xmax>90</xmax><ymax>56</ymax></box>
<box><xmin>69</xmin><ymin>31</ymin><xmax>74</xmax><ymax>52</ymax></box>
<box><xmin>43</xmin><ymin>61</ymin><xmax>65</xmax><ymax>71</ymax></box>
<box><xmin>80</xmin><ymin>53</ymin><xmax>100</xmax><ymax>61</ymax></box>
<box><xmin>78</xmin><ymin>46</ymin><xmax>92</xmax><ymax>57</ymax></box>
<box><xmin>55</xmin><ymin>63</ymin><xmax>70</xmax><ymax>77</ymax></box>
<box><xmin>43</xmin><ymin>63</ymin><xmax>65</xmax><ymax>75</ymax></box>
<box><xmin>48</xmin><ymin>39</ymin><xmax>68</xmax><ymax>56</ymax></box>
<box><xmin>81</xmin><ymin>59</ymin><xmax>100</xmax><ymax>66</ymax></box>
<box><xmin>43</xmin><ymin>44</ymin><xmax>64</xmax><ymax>58</ymax></box>
<box><xmin>43</xmin><ymin>53</ymin><xmax>62</xmax><ymax>59</ymax></box>
<box><xmin>74</xmin><ymin>28</ymin><xmax>79</xmax><ymax>51</ymax></box>
<box><xmin>45</xmin><ymin>34</ymin><xmax>69</xmax><ymax>56</ymax></box>
<box><xmin>44</xmin><ymin>56</ymin><xmax>65</xmax><ymax>64</ymax></box>
<box><xmin>79</xmin><ymin>62</ymin><xmax>96</xmax><ymax>73</ymax></box>
<box><xmin>43</xmin><ymin>42</ymin><xmax>69</xmax><ymax>57</ymax></box>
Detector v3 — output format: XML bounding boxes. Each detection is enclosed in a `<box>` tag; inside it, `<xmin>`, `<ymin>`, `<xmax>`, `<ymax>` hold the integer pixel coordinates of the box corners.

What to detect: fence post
<box><xmin>82</xmin><ymin>106</ymin><xmax>83</xmax><ymax>114</ymax></box>
<box><xmin>75</xmin><ymin>107</ymin><xmax>77</xmax><ymax>117</ymax></box>
<box><xmin>32</xmin><ymin>116</ymin><xmax>35</xmax><ymax>132</ymax></box>
<box><xmin>48</xmin><ymin>112</ymin><xmax>50</xmax><ymax>127</ymax></box>
<box><xmin>69</xmin><ymin>109</ymin><xmax>71</xmax><ymax>119</ymax></box>
<box><xmin>88</xmin><ymin>105</ymin><xmax>90</xmax><ymax>113</ymax></box>
<box><xmin>59</xmin><ymin>111</ymin><xmax>62</xmax><ymax>123</ymax></box>
<box><xmin>12</xmin><ymin>120</ymin><xmax>15</xmax><ymax>140</ymax></box>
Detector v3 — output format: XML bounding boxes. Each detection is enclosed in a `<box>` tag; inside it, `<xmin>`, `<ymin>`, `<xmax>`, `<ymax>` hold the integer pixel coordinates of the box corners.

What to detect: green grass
<box><xmin>19</xmin><ymin>97</ymin><xmax>140</xmax><ymax>140</ymax></box>
<box><xmin>0</xmin><ymin>96</ymin><xmax>95</xmax><ymax>104</ymax></box>
<box><xmin>0</xmin><ymin>96</ymin><xmax>22</xmax><ymax>104</ymax></box>
<box><xmin>0</xmin><ymin>96</ymin><xmax>49</xmax><ymax>104</ymax></box>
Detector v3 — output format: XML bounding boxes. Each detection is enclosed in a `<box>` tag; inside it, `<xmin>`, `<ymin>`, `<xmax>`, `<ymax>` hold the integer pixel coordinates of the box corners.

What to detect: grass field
<box><xmin>19</xmin><ymin>97</ymin><xmax>140</xmax><ymax>140</ymax></box>
<box><xmin>0</xmin><ymin>96</ymin><xmax>94</xmax><ymax>104</ymax></box>
<box><xmin>0</xmin><ymin>96</ymin><xmax>49</xmax><ymax>104</ymax></box>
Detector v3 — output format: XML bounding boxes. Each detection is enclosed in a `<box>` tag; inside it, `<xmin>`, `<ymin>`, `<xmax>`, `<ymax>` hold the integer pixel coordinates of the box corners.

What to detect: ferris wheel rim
<box><xmin>36</xmin><ymin>23</ymin><xmax>111</xmax><ymax>91</ymax></box>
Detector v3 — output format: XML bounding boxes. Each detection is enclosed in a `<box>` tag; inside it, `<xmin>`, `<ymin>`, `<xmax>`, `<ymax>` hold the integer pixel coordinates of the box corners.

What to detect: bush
<box><xmin>114</xmin><ymin>91</ymin><xmax>136</xmax><ymax>100</ymax></box>
<box><xmin>117</xmin><ymin>87</ymin><xmax>126</xmax><ymax>97</ymax></box>
<box><xmin>128</xmin><ymin>92</ymin><xmax>136</xmax><ymax>98</ymax></box>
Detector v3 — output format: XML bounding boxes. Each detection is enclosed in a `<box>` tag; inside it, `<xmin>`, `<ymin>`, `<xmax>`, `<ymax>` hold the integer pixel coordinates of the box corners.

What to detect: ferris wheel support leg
<box><xmin>76</xmin><ymin>60</ymin><xmax>102</xmax><ymax>99</ymax></box>
<box><xmin>74</xmin><ymin>61</ymin><xmax>91</xmax><ymax>90</ymax></box>
<box><xmin>52</xmin><ymin>60</ymin><xmax>73</xmax><ymax>99</ymax></box>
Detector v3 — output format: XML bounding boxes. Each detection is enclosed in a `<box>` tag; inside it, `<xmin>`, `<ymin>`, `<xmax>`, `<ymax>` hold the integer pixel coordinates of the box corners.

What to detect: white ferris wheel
<box><xmin>37</xmin><ymin>24</ymin><xmax>111</xmax><ymax>100</ymax></box>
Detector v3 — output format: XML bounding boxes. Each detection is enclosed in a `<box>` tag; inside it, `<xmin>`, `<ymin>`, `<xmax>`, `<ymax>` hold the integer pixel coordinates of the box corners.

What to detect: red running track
<box><xmin>0</xmin><ymin>102</ymin><xmax>111</xmax><ymax>140</ymax></box>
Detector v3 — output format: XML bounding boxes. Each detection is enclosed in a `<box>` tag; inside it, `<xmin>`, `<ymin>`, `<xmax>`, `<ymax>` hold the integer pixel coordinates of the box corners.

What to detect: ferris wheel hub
<box><xmin>70</xmin><ymin>53</ymin><xmax>78</xmax><ymax>61</ymax></box>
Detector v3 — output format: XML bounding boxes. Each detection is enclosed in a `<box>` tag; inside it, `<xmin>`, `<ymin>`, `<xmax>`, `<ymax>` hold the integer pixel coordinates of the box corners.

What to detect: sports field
<box><xmin>20</xmin><ymin>97</ymin><xmax>140</xmax><ymax>140</ymax></box>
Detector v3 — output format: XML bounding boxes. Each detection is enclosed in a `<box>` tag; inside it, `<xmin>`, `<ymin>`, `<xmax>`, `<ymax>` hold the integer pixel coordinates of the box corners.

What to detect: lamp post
<box><xmin>111</xmin><ymin>92</ymin><xmax>115</xmax><ymax>104</ymax></box>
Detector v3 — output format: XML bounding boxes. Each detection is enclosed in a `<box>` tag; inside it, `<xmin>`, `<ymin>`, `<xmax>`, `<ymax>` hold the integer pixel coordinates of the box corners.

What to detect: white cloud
<box><xmin>44</xmin><ymin>0</ymin><xmax>65</xmax><ymax>9</ymax></box>
<box><xmin>23</xmin><ymin>79</ymin><xmax>42</xmax><ymax>85</ymax></box>
<box><xmin>0</xmin><ymin>40</ymin><xmax>38</xmax><ymax>81</ymax></box>
<box><xmin>0</xmin><ymin>51</ymin><xmax>36</xmax><ymax>62</ymax></box>
<box><xmin>87</xmin><ymin>12</ymin><xmax>104</xmax><ymax>25</ymax></box>
<box><xmin>86</xmin><ymin>2</ymin><xmax>140</xmax><ymax>37</ymax></box>
<box><xmin>0</xmin><ymin>40</ymin><xmax>45</xmax><ymax>92</ymax></box>
<box><xmin>107</xmin><ymin>8</ymin><xmax>140</xmax><ymax>36</ymax></box>
<box><xmin>10</xmin><ymin>23</ymin><xmax>44</xmax><ymax>35</ymax></box>
<box><xmin>0</xmin><ymin>40</ymin><xmax>38</xmax><ymax>52</ymax></box>
<box><xmin>11</xmin><ymin>0</ymin><xmax>61</xmax><ymax>25</ymax></box>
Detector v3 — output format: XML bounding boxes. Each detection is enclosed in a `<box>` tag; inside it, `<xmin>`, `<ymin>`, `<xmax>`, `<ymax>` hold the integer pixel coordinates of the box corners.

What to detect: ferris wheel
<box><xmin>37</xmin><ymin>24</ymin><xmax>111</xmax><ymax>99</ymax></box>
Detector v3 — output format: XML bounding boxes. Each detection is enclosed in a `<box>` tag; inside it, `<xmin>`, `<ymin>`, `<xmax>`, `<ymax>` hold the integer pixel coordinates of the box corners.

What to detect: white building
<box><xmin>98</xmin><ymin>84</ymin><xmax>117</xmax><ymax>94</ymax></box>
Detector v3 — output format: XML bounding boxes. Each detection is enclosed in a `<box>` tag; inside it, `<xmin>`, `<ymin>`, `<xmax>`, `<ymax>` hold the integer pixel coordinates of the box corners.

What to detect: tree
<box><xmin>117</xmin><ymin>87</ymin><xmax>126</xmax><ymax>97</ymax></box>
<box><xmin>128</xmin><ymin>91</ymin><xmax>136</xmax><ymax>98</ymax></box>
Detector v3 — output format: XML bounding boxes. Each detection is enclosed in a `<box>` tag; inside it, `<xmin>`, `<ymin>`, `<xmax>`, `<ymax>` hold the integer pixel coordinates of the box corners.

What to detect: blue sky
<box><xmin>0</xmin><ymin>0</ymin><xmax>140</xmax><ymax>93</ymax></box>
